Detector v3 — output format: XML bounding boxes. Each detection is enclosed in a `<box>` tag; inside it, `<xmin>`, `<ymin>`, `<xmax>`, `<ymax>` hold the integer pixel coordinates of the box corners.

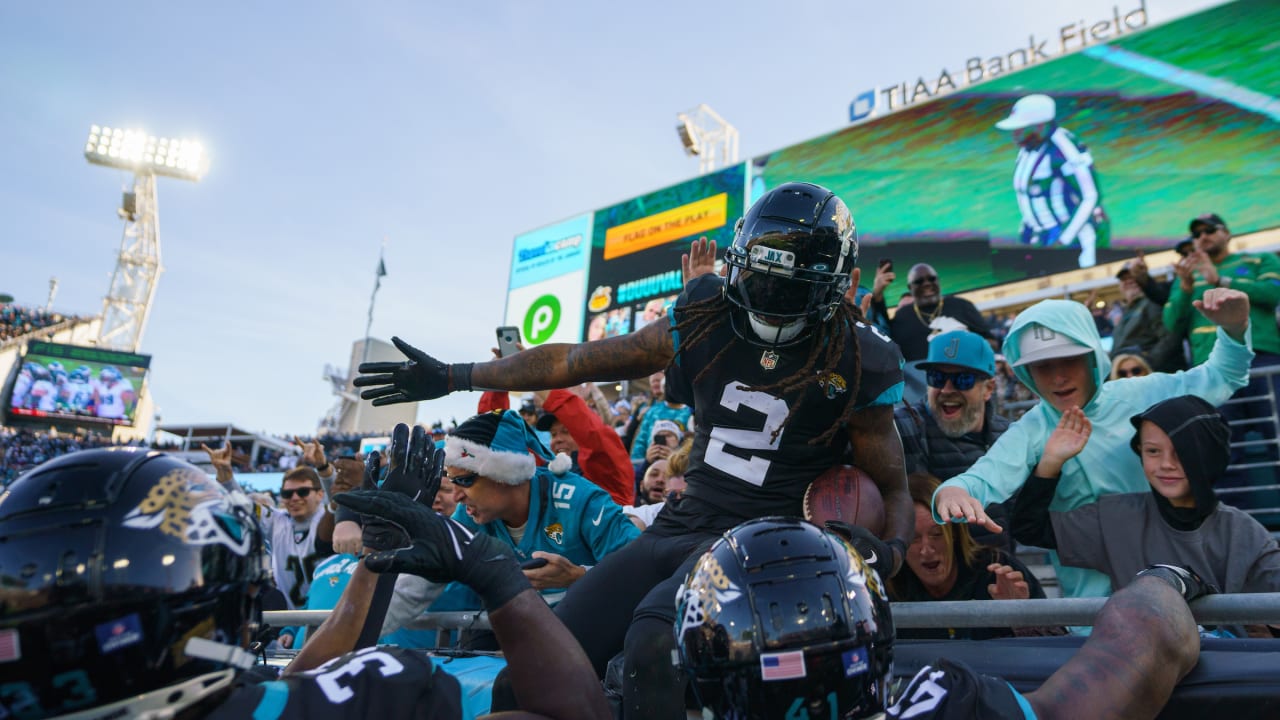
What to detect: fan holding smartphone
<box><xmin>496</xmin><ymin>326</ymin><xmax>522</xmax><ymax>358</ymax></box>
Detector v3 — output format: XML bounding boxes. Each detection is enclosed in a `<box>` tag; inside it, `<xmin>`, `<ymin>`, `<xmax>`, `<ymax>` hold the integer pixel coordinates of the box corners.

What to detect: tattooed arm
<box><xmin>1025</xmin><ymin>574</ymin><xmax>1199</xmax><ymax>720</ymax></box>
<box><xmin>471</xmin><ymin>320</ymin><xmax>674</xmax><ymax>390</ymax></box>
<box><xmin>846</xmin><ymin>405</ymin><xmax>912</xmax><ymax>576</ymax></box>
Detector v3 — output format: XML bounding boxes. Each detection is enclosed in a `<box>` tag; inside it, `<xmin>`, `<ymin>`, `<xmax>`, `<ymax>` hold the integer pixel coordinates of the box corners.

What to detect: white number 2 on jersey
<box><xmin>313</xmin><ymin>648</ymin><xmax>406</xmax><ymax>703</ymax></box>
<box><xmin>703</xmin><ymin>381</ymin><xmax>788</xmax><ymax>487</ymax></box>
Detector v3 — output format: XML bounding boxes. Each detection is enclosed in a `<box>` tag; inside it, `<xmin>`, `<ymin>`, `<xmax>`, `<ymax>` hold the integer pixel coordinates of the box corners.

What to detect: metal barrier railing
<box><xmin>265</xmin><ymin>593</ymin><xmax>1280</xmax><ymax>636</ymax></box>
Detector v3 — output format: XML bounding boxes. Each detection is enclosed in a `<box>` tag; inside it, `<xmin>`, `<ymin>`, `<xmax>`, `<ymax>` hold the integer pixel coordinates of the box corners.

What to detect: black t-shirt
<box><xmin>208</xmin><ymin>646</ymin><xmax>465</xmax><ymax>719</ymax></box>
<box><xmin>882</xmin><ymin>295</ymin><xmax>992</xmax><ymax>362</ymax></box>
<box><xmin>887</xmin><ymin>659</ymin><xmax>1034</xmax><ymax>719</ymax></box>
<box><xmin>661</xmin><ymin>275</ymin><xmax>904</xmax><ymax>531</ymax></box>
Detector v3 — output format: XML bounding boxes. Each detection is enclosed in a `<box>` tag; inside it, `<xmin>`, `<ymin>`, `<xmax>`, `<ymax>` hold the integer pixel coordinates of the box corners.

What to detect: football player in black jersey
<box><xmin>677</xmin><ymin>517</ymin><xmax>1205</xmax><ymax>720</ymax></box>
<box><xmin>0</xmin><ymin>445</ymin><xmax>609</xmax><ymax>720</ymax></box>
<box><xmin>354</xmin><ymin>182</ymin><xmax>913</xmax><ymax>718</ymax></box>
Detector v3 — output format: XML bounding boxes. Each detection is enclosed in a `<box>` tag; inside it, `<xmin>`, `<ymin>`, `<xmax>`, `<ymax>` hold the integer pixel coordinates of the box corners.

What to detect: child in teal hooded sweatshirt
<box><xmin>932</xmin><ymin>288</ymin><xmax>1252</xmax><ymax>605</ymax></box>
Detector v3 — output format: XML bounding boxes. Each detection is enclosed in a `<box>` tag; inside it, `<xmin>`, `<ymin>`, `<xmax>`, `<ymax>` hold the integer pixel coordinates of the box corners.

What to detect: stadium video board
<box><xmin>752</xmin><ymin>0</ymin><xmax>1280</xmax><ymax>291</ymax></box>
<box><xmin>7</xmin><ymin>341</ymin><xmax>151</xmax><ymax>426</ymax></box>
<box><xmin>583</xmin><ymin>164</ymin><xmax>746</xmax><ymax>341</ymax></box>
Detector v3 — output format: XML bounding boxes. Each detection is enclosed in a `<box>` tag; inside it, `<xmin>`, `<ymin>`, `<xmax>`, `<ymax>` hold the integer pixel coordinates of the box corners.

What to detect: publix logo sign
<box><xmin>523</xmin><ymin>294</ymin><xmax>561</xmax><ymax>344</ymax></box>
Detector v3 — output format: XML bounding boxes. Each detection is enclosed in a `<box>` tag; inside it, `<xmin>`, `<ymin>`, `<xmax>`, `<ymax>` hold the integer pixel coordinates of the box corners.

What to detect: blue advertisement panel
<box><xmin>508</xmin><ymin>213</ymin><xmax>592</xmax><ymax>290</ymax></box>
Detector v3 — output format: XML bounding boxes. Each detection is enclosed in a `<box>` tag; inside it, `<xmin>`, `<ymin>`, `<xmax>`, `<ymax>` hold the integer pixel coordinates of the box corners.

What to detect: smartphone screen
<box><xmin>496</xmin><ymin>326</ymin><xmax>522</xmax><ymax>357</ymax></box>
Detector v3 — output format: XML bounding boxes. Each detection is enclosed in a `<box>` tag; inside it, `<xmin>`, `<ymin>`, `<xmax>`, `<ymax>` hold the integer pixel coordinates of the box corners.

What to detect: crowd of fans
<box><xmin>0</xmin><ymin>303</ymin><xmax>77</xmax><ymax>343</ymax></box>
<box><xmin>0</xmin><ymin>427</ymin><xmax>138</xmax><ymax>484</ymax></box>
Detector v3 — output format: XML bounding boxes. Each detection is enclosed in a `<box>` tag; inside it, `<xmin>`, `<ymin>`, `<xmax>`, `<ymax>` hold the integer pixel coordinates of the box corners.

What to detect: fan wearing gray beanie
<box><xmin>1011</xmin><ymin>395</ymin><xmax>1280</xmax><ymax>636</ymax></box>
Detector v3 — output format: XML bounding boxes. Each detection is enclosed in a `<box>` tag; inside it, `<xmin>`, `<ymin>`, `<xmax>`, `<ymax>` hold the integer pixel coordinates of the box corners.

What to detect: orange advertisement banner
<box><xmin>603</xmin><ymin>193</ymin><xmax>728</xmax><ymax>261</ymax></box>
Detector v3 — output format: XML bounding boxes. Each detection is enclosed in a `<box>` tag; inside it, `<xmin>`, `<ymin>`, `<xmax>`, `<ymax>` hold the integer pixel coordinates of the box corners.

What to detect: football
<box><xmin>802</xmin><ymin>465</ymin><xmax>886</xmax><ymax>538</ymax></box>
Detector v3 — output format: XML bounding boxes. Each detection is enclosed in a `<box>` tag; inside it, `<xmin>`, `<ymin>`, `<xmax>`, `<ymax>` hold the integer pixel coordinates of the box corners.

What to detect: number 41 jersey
<box><xmin>664</xmin><ymin>275</ymin><xmax>904</xmax><ymax>531</ymax></box>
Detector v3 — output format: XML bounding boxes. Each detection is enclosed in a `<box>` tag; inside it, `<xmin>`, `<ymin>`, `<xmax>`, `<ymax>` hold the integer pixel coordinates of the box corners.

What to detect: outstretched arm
<box><xmin>473</xmin><ymin>319</ymin><xmax>674</xmax><ymax>390</ymax></box>
<box><xmin>355</xmin><ymin>321</ymin><xmax>674</xmax><ymax>405</ymax></box>
<box><xmin>1026</xmin><ymin>573</ymin><xmax>1200</xmax><ymax>720</ymax></box>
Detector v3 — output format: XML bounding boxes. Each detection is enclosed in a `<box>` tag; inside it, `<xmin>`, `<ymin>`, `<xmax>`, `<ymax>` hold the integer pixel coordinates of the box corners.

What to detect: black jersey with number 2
<box><xmin>662</xmin><ymin>274</ymin><xmax>904</xmax><ymax>531</ymax></box>
<box><xmin>208</xmin><ymin>646</ymin><xmax>468</xmax><ymax>720</ymax></box>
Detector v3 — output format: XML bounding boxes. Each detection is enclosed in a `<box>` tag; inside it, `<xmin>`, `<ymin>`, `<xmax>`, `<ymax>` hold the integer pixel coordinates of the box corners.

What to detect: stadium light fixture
<box><xmin>84</xmin><ymin>125</ymin><xmax>208</xmax><ymax>182</ymax></box>
<box><xmin>674</xmin><ymin>104</ymin><xmax>739</xmax><ymax>175</ymax></box>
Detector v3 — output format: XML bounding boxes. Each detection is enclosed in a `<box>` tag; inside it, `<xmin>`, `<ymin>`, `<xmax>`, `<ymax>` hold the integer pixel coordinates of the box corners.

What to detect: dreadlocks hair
<box><xmin>670</xmin><ymin>293</ymin><xmax>866</xmax><ymax>446</ymax></box>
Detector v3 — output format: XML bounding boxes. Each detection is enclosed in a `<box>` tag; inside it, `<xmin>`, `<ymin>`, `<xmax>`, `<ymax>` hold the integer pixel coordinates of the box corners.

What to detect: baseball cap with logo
<box><xmin>1189</xmin><ymin>213</ymin><xmax>1227</xmax><ymax>234</ymax></box>
<box><xmin>1012</xmin><ymin>324</ymin><xmax>1093</xmax><ymax>367</ymax></box>
<box><xmin>995</xmin><ymin>94</ymin><xmax>1056</xmax><ymax>131</ymax></box>
<box><xmin>918</xmin><ymin>330</ymin><xmax>995</xmax><ymax>377</ymax></box>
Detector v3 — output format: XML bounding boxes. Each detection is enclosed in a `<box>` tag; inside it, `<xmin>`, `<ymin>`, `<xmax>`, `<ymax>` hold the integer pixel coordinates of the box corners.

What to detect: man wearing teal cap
<box><xmin>895</xmin><ymin>330</ymin><xmax>1013</xmax><ymax>544</ymax></box>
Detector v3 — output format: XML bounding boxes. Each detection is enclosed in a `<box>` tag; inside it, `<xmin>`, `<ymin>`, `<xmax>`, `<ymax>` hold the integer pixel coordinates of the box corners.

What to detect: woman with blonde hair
<box><xmin>1110</xmin><ymin>351</ymin><xmax>1153</xmax><ymax>381</ymax></box>
<box><xmin>889</xmin><ymin>472</ymin><xmax>1052</xmax><ymax>639</ymax></box>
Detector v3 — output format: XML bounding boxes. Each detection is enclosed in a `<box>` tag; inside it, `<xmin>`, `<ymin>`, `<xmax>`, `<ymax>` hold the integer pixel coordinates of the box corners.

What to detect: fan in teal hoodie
<box><xmin>932</xmin><ymin>289</ymin><xmax>1253</xmax><ymax>605</ymax></box>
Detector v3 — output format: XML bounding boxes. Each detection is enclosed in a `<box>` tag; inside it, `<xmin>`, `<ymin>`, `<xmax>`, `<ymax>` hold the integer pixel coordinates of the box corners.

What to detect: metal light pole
<box><xmin>84</xmin><ymin>126</ymin><xmax>207</xmax><ymax>351</ymax></box>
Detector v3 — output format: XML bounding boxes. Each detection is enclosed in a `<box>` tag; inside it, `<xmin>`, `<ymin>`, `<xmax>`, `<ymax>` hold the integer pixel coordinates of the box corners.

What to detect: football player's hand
<box><xmin>682</xmin><ymin>237</ymin><xmax>718</xmax><ymax>287</ymax></box>
<box><xmin>824</xmin><ymin>521</ymin><xmax>895</xmax><ymax>579</ymax></box>
<box><xmin>358</xmin><ymin>424</ymin><xmax>444</xmax><ymax>552</ymax></box>
<box><xmin>987</xmin><ymin>564</ymin><xmax>1030</xmax><ymax>600</ymax></box>
<box><xmin>1194</xmin><ymin>287</ymin><xmax>1250</xmax><ymax>342</ymax></box>
<box><xmin>335</xmin><ymin>489</ymin><xmax>531</xmax><ymax>610</ymax></box>
<box><xmin>354</xmin><ymin>336</ymin><xmax>456</xmax><ymax>405</ymax></box>
<box><xmin>933</xmin><ymin>486</ymin><xmax>1004</xmax><ymax>533</ymax></box>
<box><xmin>522</xmin><ymin>551</ymin><xmax>586</xmax><ymax>590</ymax></box>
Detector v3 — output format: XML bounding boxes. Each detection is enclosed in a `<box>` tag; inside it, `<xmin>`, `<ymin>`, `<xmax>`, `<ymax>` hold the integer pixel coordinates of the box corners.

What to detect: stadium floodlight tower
<box><xmin>676</xmin><ymin>104</ymin><xmax>739</xmax><ymax>175</ymax></box>
<box><xmin>84</xmin><ymin>125</ymin><xmax>208</xmax><ymax>352</ymax></box>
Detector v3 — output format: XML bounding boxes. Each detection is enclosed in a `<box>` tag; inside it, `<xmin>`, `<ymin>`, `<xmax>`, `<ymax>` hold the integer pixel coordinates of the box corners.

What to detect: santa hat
<box><xmin>445</xmin><ymin>410</ymin><xmax>571</xmax><ymax>485</ymax></box>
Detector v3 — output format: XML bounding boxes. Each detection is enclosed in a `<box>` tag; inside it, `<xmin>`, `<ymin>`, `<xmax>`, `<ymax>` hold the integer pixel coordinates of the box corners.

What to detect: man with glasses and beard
<box><xmin>870</xmin><ymin>261</ymin><xmax>993</xmax><ymax>362</ymax></box>
<box><xmin>895</xmin><ymin>330</ymin><xmax>1013</xmax><ymax>547</ymax></box>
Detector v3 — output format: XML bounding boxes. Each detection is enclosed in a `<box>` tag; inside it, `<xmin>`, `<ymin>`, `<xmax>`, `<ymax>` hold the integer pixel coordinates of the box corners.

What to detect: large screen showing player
<box><xmin>7</xmin><ymin>342</ymin><xmax>151</xmax><ymax>426</ymax></box>
<box><xmin>753</xmin><ymin>0</ymin><xmax>1280</xmax><ymax>290</ymax></box>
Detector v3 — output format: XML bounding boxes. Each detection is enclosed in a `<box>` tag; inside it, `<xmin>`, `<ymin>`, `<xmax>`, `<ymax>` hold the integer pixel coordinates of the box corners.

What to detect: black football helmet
<box><xmin>675</xmin><ymin>517</ymin><xmax>893</xmax><ymax>719</ymax></box>
<box><xmin>0</xmin><ymin>448</ymin><xmax>269</xmax><ymax>719</ymax></box>
<box><xmin>724</xmin><ymin>182</ymin><xmax>857</xmax><ymax>347</ymax></box>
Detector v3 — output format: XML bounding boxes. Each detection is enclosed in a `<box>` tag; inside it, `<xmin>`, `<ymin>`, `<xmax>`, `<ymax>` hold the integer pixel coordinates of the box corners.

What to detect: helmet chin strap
<box><xmin>748</xmin><ymin>313</ymin><xmax>806</xmax><ymax>345</ymax></box>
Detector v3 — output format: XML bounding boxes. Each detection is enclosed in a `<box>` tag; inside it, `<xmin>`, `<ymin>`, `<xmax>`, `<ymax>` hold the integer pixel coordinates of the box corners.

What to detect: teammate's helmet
<box><xmin>46</xmin><ymin>361</ymin><xmax>64</xmax><ymax>374</ymax></box>
<box><xmin>724</xmin><ymin>182</ymin><xmax>857</xmax><ymax>347</ymax></box>
<box><xmin>32</xmin><ymin>365</ymin><xmax>51</xmax><ymax>381</ymax></box>
<box><xmin>0</xmin><ymin>448</ymin><xmax>268</xmax><ymax>718</ymax></box>
<box><xmin>69</xmin><ymin>367</ymin><xmax>89</xmax><ymax>383</ymax></box>
<box><xmin>675</xmin><ymin>518</ymin><xmax>893</xmax><ymax>719</ymax></box>
<box><xmin>99</xmin><ymin>365</ymin><xmax>122</xmax><ymax>381</ymax></box>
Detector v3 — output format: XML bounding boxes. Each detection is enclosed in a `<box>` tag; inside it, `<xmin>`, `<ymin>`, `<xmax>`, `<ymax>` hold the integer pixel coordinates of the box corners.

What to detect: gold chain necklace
<box><xmin>913</xmin><ymin>296</ymin><xmax>944</xmax><ymax>326</ymax></box>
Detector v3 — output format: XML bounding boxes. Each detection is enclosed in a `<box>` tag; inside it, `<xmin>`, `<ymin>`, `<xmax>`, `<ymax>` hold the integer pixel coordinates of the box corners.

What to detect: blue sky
<box><xmin>0</xmin><ymin>0</ymin><xmax>1216</xmax><ymax>435</ymax></box>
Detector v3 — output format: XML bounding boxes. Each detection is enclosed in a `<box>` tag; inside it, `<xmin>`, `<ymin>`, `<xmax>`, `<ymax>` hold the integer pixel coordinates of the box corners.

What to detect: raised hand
<box><xmin>1039</xmin><ymin>406</ymin><xmax>1091</xmax><ymax>477</ymax></box>
<box><xmin>358</xmin><ymin>423</ymin><xmax>444</xmax><ymax>552</ymax></box>
<box><xmin>1194</xmin><ymin>287</ymin><xmax>1249</xmax><ymax>342</ymax></box>
<box><xmin>200</xmin><ymin>442</ymin><xmax>234</xmax><ymax>473</ymax></box>
<box><xmin>335</xmin><ymin>489</ymin><xmax>531</xmax><ymax>610</ymax></box>
<box><xmin>293</xmin><ymin>436</ymin><xmax>327</xmax><ymax>468</ymax></box>
<box><xmin>353</xmin><ymin>336</ymin><xmax>458</xmax><ymax>405</ymax></box>
<box><xmin>933</xmin><ymin>486</ymin><xmax>1005</xmax><ymax>533</ymax></box>
<box><xmin>987</xmin><ymin>563</ymin><xmax>1030</xmax><ymax>600</ymax></box>
<box><xmin>682</xmin><ymin>237</ymin><xmax>718</xmax><ymax>287</ymax></box>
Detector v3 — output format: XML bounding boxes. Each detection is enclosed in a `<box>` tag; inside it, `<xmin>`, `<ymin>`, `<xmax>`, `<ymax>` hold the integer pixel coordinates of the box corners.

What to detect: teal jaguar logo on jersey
<box><xmin>544</xmin><ymin>522</ymin><xmax>564</xmax><ymax>545</ymax></box>
<box><xmin>817</xmin><ymin>372</ymin><xmax>847</xmax><ymax>399</ymax></box>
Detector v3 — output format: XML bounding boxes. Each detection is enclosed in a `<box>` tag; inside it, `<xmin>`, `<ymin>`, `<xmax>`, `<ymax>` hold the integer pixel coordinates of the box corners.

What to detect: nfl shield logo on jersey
<box><xmin>760</xmin><ymin>350</ymin><xmax>779</xmax><ymax>370</ymax></box>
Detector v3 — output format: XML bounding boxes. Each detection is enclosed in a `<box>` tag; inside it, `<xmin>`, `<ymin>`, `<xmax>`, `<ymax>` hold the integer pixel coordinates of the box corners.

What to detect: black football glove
<box><xmin>356</xmin><ymin>423</ymin><xmax>445</xmax><ymax>552</ymax></box>
<box><xmin>1136</xmin><ymin>564</ymin><xmax>1220</xmax><ymax>603</ymax></box>
<box><xmin>335</xmin><ymin>489</ymin><xmax>531</xmax><ymax>610</ymax></box>
<box><xmin>824</xmin><ymin>521</ymin><xmax>896</xmax><ymax>579</ymax></box>
<box><xmin>353</xmin><ymin>336</ymin><xmax>472</xmax><ymax>406</ymax></box>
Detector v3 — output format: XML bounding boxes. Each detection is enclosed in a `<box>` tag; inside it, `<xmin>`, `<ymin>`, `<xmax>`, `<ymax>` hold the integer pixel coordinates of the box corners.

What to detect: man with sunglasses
<box><xmin>1167</xmin><ymin>212</ymin><xmax>1280</xmax><ymax>495</ymax></box>
<box><xmin>896</xmin><ymin>330</ymin><xmax>1013</xmax><ymax>547</ymax></box>
<box><xmin>870</xmin><ymin>262</ymin><xmax>993</xmax><ymax>363</ymax></box>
